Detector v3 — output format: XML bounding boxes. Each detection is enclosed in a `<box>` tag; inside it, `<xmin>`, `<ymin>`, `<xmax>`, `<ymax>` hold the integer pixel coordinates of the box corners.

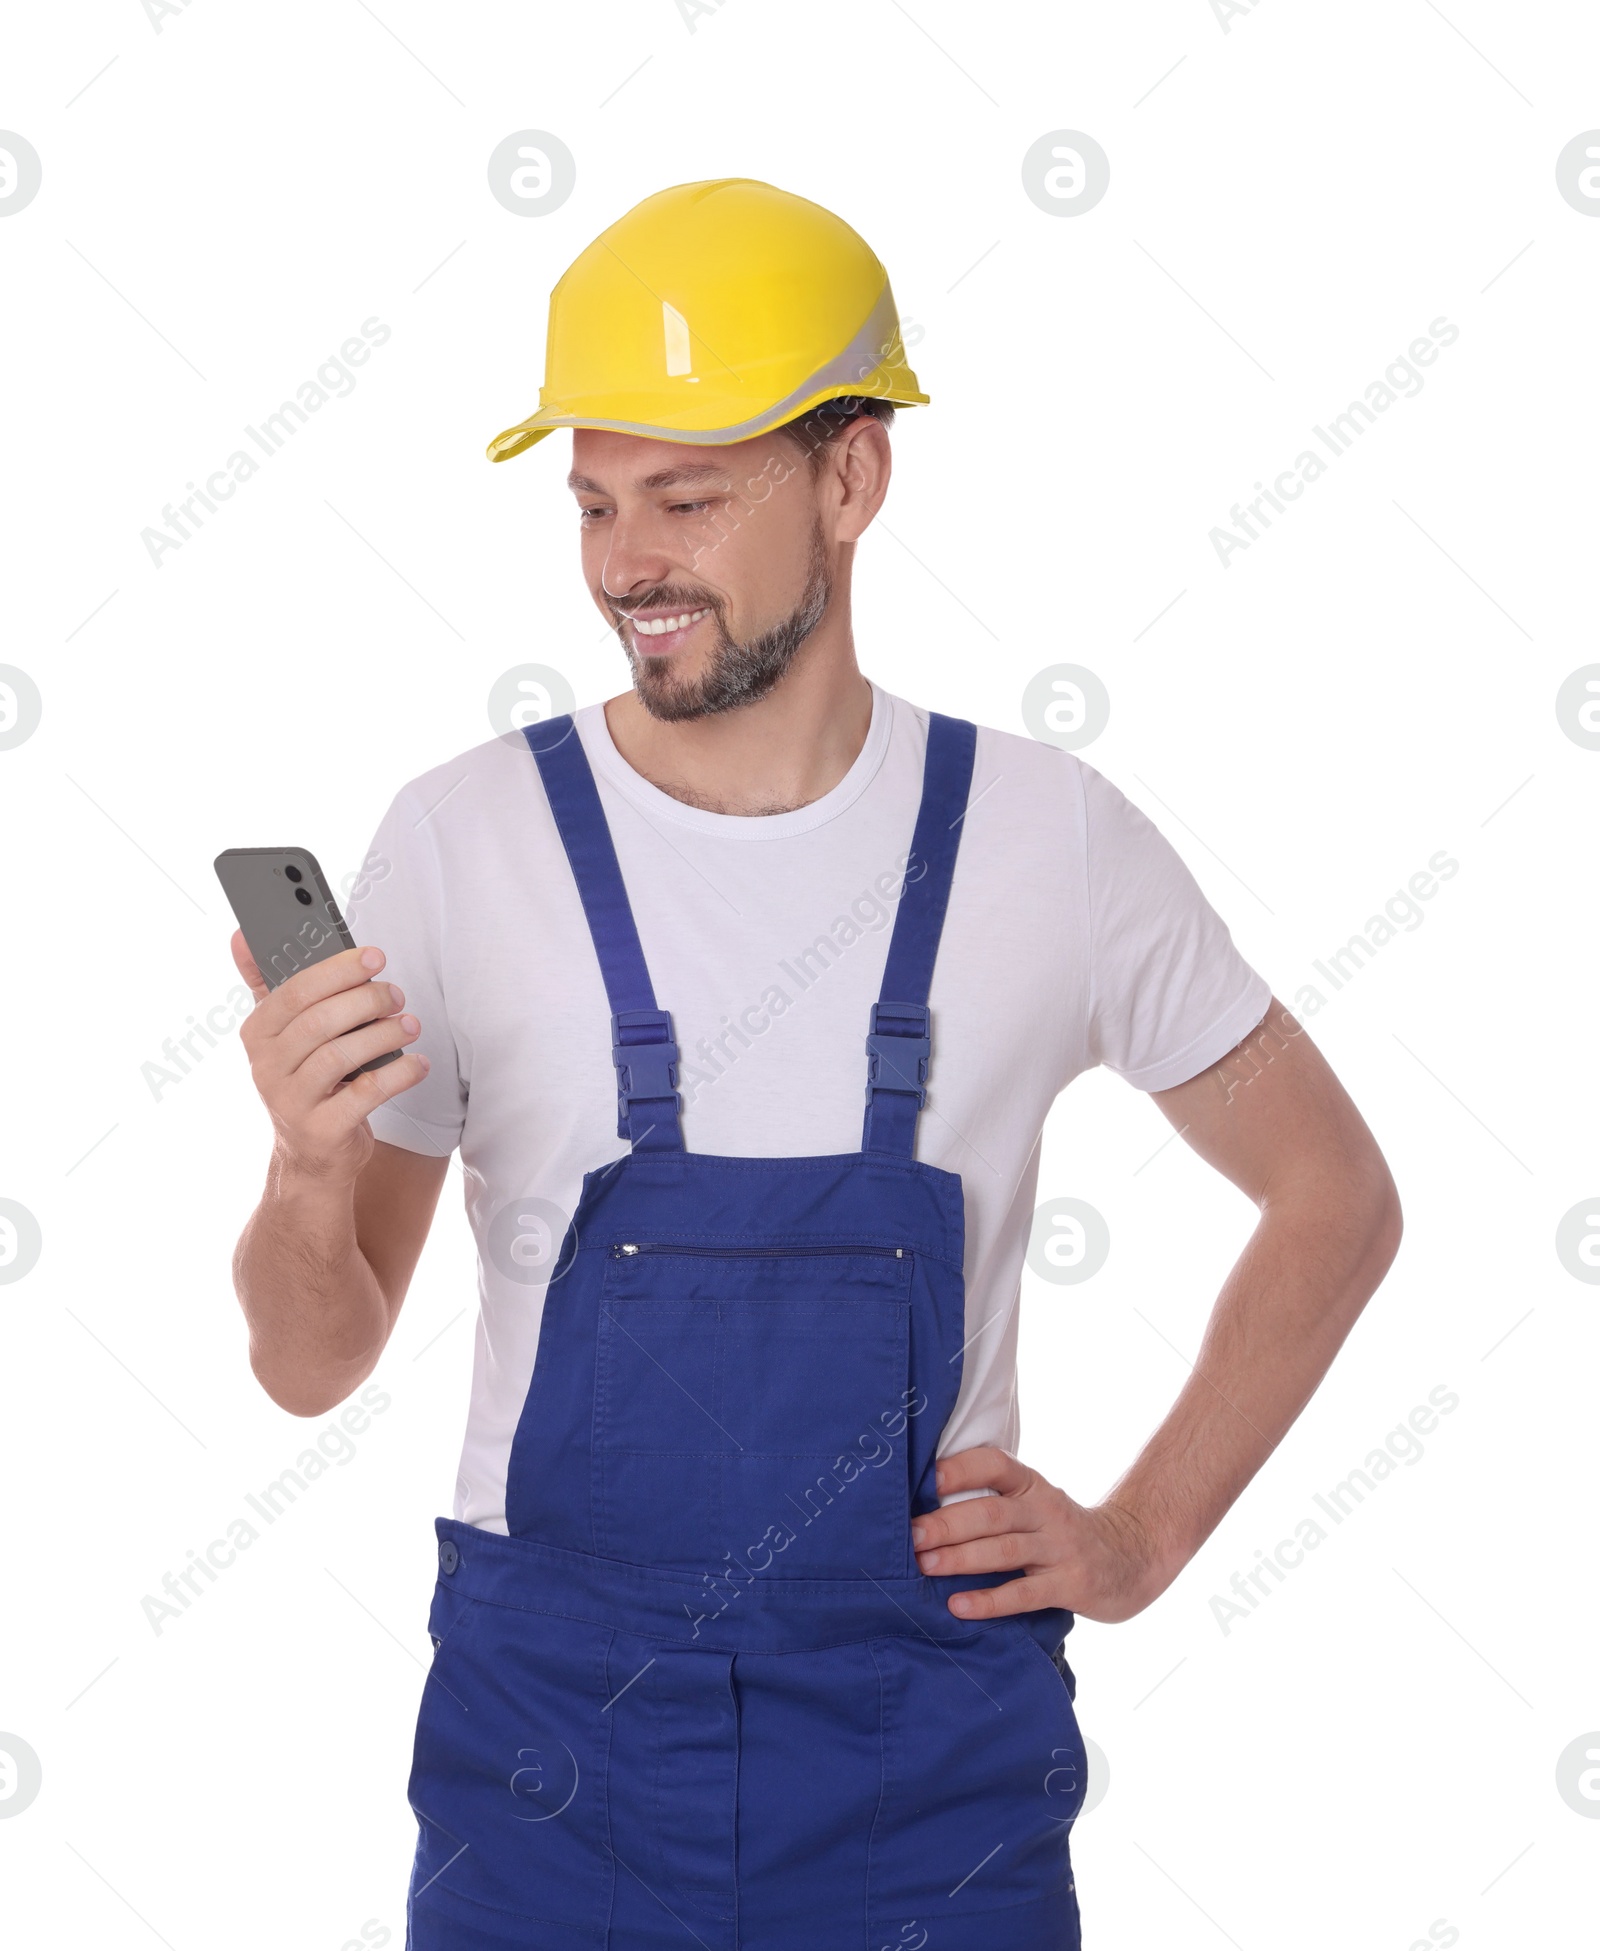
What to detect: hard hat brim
<box><xmin>485</xmin><ymin>373</ymin><xmax>929</xmax><ymax>464</ymax></box>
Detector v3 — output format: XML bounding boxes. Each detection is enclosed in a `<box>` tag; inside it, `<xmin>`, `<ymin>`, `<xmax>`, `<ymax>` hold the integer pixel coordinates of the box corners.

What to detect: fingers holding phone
<box><xmin>216</xmin><ymin>848</ymin><xmax>432</xmax><ymax>1183</ymax></box>
<box><xmin>238</xmin><ymin>941</ymin><xmax>428</xmax><ymax>1176</ymax></box>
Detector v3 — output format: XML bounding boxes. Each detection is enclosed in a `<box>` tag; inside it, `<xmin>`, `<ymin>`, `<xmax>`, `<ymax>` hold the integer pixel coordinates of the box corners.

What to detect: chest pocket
<box><xmin>594</xmin><ymin>1241</ymin><xmax>915</xmax><ymax>1579</ymax></box>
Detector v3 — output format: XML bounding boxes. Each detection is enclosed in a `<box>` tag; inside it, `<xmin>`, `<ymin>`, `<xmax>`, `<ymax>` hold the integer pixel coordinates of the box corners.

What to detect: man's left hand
<box><xmin>911</xmin><ymin>1446</ymin><xmax>1163</xmax><ymax>1624</ymax></box>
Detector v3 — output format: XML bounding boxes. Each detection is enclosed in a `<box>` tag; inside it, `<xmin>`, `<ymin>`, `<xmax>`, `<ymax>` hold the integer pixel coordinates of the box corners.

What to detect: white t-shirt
<box><xmin>345</xmin><ymin>683</ymin><xmax>1272</xmax><ymax>1534</ymax></box>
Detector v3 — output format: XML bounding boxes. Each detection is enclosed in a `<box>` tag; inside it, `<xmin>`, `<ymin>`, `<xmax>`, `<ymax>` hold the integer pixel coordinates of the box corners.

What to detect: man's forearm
<box><xmin>1103</xmin><ymin>1170</ymin><xmax>1403</xmax><ymax>1607</ymax></box>
<box><xmin>232</xmin><ymin>1150</ymin><xmax>390</xmax><ymax>1417</ymax></box>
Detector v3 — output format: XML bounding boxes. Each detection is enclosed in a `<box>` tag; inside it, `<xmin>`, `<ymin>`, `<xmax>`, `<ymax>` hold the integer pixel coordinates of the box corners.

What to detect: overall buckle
<box><xmin>611</xmin><ymin>1008</ymin><xmax>680</xmax><ymax>1138</ymax></box>
<box><xmin>864</xmin><ymin>1000</ymin><xmax>931</xmax><ymax>1107</ymax></box>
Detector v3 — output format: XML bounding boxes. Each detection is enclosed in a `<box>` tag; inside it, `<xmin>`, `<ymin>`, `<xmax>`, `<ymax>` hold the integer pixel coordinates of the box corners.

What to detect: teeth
<box><xmin>634</xmin><ymin>608</ymin><xmax>708</xmax><ymax>636</ymax></box>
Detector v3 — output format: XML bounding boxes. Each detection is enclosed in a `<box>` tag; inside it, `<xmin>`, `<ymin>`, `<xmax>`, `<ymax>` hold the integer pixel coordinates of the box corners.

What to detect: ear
<box><xmin>829</xmin><ymin>414</ymin><xmax>892</xmax><ymax>542</ymax></box>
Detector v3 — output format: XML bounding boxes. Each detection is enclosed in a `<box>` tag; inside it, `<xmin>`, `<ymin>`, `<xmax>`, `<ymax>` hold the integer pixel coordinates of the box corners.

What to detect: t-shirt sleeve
<box><xmin>1078</xmin><ymin>758</ymin><xmax>1273</xmax><ymax>1092</ymax></box>
<box><xmin>341</xmin><ymin>783</ymin><xmax>467</xmax><ymax>1157</ymax></box>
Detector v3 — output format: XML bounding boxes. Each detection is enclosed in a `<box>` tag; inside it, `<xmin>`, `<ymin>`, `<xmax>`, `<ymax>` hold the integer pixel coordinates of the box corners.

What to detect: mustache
<box><xmin>605</xmin><ymin>584</ymin><xmax>721</xmax><ymax>619</ymax></box>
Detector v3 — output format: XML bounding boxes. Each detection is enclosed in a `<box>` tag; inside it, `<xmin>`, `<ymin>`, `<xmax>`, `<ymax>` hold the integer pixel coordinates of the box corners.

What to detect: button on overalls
<box><xmin>405</xmin><ymin>712</ymin><xmax>1088</xmax><ymax>1949</ymax></box>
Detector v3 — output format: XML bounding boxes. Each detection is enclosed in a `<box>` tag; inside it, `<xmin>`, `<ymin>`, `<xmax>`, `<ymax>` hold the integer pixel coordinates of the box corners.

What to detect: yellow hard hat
<box><xmin>485</xmin><ymin>177</ymin><xmax>928</xmax><ymax>462</ymax></box>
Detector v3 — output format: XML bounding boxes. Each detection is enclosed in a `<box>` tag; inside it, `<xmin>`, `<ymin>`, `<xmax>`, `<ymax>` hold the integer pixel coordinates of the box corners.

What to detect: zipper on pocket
<box><xmin>612</xmin><ymin>1242</ymin><xmax>906</xmax><ymax>1259</ymax></box>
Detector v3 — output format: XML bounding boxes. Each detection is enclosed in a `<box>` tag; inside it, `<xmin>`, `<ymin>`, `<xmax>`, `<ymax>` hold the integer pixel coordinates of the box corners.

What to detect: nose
<box><xmin>598</xmin><ymin>508</ymin><xmax>682</xmax><ymax>603</ymax></box>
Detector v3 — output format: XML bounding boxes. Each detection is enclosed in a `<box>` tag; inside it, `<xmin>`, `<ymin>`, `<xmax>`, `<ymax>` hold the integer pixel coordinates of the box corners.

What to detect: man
<box><xmin>229</xmin><ymin>180</ymin><xmax>1401</xmax><ymax>1949</ymax></box>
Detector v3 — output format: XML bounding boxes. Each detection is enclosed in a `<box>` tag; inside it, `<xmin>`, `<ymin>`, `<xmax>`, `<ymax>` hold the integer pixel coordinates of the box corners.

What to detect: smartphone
<box><xmin>213</xmin><ymin>846</ymin><xmax>402</xmax><ymax>1082</ymax></box>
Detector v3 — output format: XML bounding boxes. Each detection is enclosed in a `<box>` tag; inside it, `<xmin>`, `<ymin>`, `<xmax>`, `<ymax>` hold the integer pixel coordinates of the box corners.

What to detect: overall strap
<box><xmin>522</xmin><ymin>716</ymin><xmax>684</xmax><ymax>1152</ymax></box>
<box><xmin>862</xmin><ymin>712</ymin><xmax>978</xmax><ymax>1158</ymax></box>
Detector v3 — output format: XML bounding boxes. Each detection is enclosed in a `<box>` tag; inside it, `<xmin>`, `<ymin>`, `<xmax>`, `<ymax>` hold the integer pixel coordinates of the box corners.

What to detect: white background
<box><xmin>3</xmin><ymin>2</ymin><xmax>1597</xmax><ymax>1946</ymax></box>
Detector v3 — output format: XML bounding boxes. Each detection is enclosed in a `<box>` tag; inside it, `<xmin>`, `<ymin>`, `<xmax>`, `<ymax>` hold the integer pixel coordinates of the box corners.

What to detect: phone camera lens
<box><xmin>284</xmin><ymin>864</ymin><xmax>303</xmax><ymax>883</ymax></box>
<box><xmin>294</xmin><ymin>887</ymin><xmax>313</xmax><ymax>905</ymax></box>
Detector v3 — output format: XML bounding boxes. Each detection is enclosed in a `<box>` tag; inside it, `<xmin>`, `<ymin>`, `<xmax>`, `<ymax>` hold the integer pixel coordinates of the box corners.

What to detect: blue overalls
<box><xmin>405</xmin><ymin>711</ymin><xmax>1088</xmax><ymax>1949</ymax></box>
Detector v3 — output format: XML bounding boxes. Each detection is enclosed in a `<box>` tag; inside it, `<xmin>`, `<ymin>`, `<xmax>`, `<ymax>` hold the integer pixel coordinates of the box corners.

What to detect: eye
<box><xmin>577</xmin><ymin>505</ymin><xmax>611</xmax><ymax>523</ymax></box>
<box><xmin>668</xmin><ymin>500</ymin><xmax>712</xmax><ymax>515</ymax></box>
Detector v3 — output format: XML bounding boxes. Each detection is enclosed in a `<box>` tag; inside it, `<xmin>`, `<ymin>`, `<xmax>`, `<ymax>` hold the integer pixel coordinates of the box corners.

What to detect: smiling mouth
<box><xmin>629</xmin><ymin>607</ymin><xmax>711</xmax><ymax>638</ymax></box>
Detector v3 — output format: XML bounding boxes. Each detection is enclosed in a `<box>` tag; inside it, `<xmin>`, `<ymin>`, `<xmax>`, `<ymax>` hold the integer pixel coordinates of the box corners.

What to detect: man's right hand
<box><xmin>230</xmin><ymin>931</ymin><xmax>429</xmax><ymax>1186</ymax></box>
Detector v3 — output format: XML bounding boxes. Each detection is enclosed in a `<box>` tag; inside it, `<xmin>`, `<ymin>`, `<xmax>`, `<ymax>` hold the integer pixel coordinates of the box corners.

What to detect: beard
<box><xmin>610</xmin><ymin>521</ymin><xmax>832</xmax><ymax>723</ymax></box>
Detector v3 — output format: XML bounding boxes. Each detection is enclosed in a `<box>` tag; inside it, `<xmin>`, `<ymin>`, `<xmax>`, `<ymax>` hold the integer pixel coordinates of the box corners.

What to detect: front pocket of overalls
<box><xmin>406</xmin><ymin>1589</ymin><xmax>615</xmax><ymax>1933</ymax></box>
<box><xmin>596</xmin><ymin>1244</ymin><xmax>914</xmax><ymax>1578</ymax></box>
<box><xmin>866</xmin><ymin>1620</ymin><xmax>1085</xmax><ymax>1931</ymax></box>
<box><xmin>1013</xmin><ymin>1623</ymin><xmax>1090</xmax><ymax>1831</ymax></box>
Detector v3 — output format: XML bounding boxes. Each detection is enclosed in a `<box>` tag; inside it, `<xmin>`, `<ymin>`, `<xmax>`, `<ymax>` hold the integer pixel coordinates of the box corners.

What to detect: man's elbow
<box><xmin>248</xmin><ymin>1347</ymin><xmax>372</xmax><ymax>1420</ymax></box>
<box><xmin>1353</xmin><ymin>1162</ymin><xmax>1404</xmax><ymax>1285</ymax></box>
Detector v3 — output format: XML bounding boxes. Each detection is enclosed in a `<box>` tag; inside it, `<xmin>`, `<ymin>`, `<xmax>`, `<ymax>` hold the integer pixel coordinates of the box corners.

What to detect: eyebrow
<box><xmin>567</xmin><ymin>464</ymin><xmax>731</xmax><ymax>495</ymax></box>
